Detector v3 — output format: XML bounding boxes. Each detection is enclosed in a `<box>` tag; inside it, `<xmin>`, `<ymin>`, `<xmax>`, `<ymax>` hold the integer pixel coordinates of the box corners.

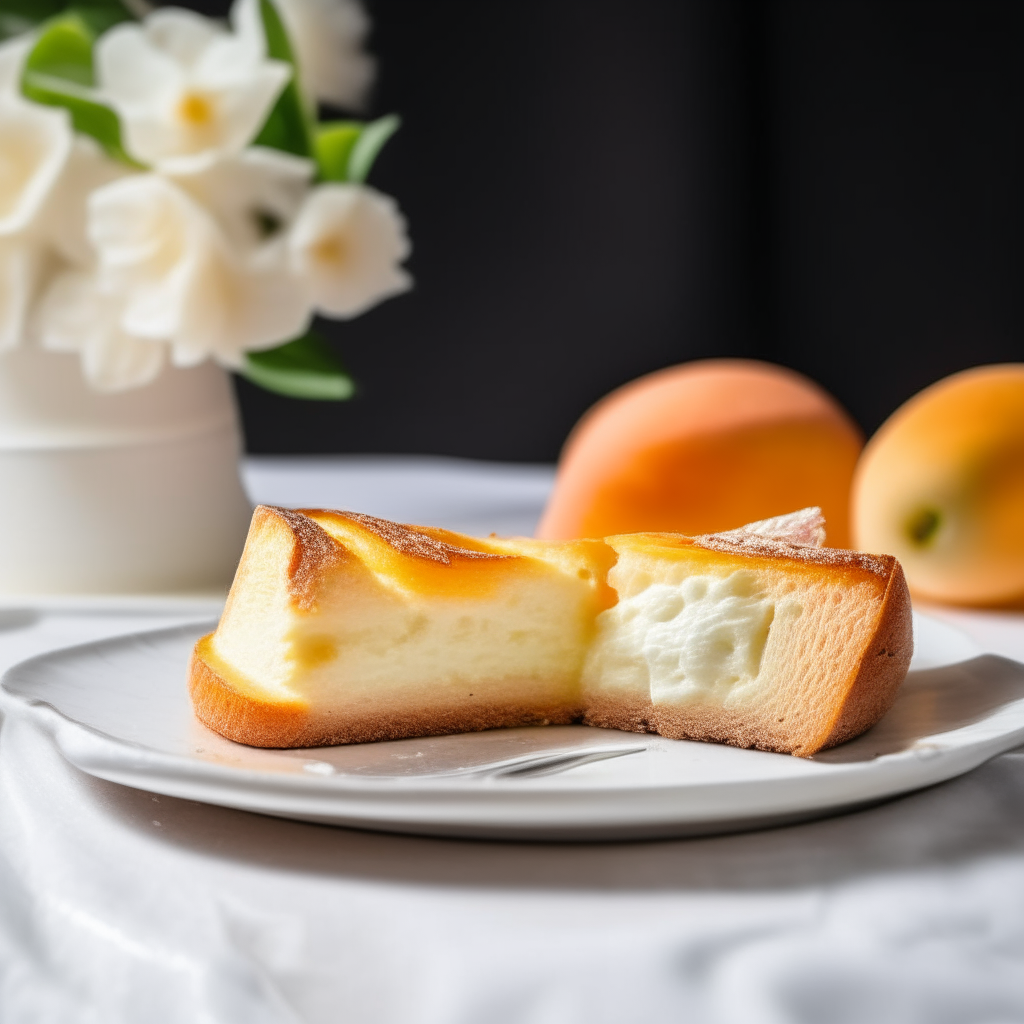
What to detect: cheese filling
<box><xmin>582</xmin><ymin>570</ymin><xmax>781</xmax><ymax>707</ymax></box>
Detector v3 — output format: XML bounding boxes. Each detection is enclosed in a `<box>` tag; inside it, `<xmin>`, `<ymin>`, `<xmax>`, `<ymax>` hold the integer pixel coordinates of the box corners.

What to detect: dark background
<box><xmin>216</xmin><ymin>0</ymin><xmax>1022</xmax><ymax>458</ymax></box>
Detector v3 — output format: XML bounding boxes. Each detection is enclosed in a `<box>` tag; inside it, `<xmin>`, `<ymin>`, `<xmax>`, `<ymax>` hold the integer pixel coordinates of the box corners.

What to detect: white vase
<box><xmin>0</xmin><ymin>347</ymin><xmax>253</xmax><ymax>596</ymax></box>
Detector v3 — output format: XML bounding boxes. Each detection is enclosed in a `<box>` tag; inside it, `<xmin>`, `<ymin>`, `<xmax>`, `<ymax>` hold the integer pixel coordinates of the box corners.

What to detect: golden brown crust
<box><xmin>814</xmin><ymin>558</ymin><xmax>914</xmax><ymax>750</ymax></box>
<box><xmin>692</xmin><ymin>532</ymin><xmax>892</xmax><ymax>579</ymax></box>
<box><xmin>189</xmin><ymin>637</ymin><xmax>312</xmax><ymax>747</ymax></box>
<box><xmin>583</xmin><ymin>695</ymin><xmax>797</xmax><ymax>754</ymax></box>
<box><xmin>302</xmin><ymin>509</ymin><xmax>508</xmax><ymax>564</ymax></box>
<box><xmin>259</xmin><ymin>506</ymin><xmax>342</xmax><ymax>611</ymax></box>
<box><xmin>189</xmin><ymin>639</ymin><xmax>578</xmax><ymax>748</ymax></box>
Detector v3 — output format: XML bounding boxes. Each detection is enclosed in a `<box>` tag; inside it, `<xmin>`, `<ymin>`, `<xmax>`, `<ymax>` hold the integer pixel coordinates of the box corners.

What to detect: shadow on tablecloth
<box><xmin>86</xmin><ymin>743</ymin><xmax>1024</xmax><ymax>894</ymax></box>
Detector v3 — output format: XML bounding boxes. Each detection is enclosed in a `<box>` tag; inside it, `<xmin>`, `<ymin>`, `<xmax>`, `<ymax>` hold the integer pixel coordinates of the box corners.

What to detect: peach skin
<box><xmin>537</xmin><ymin>359</ymin><xmax>863</xmax><ymax>546</ymax></box>
<box><xmin>853</xmin><ymin>364</ymin><xmax>1024</xmax><ymax>606</ymax></box>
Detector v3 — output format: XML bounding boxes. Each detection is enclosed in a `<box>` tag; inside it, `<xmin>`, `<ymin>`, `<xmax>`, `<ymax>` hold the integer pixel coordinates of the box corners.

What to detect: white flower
<box><xmin>0</xmin><ymin>71</ymin><xmax>74</xmax><ymax>352</ymax></box>
<box><xmin>235</xmin><ymin>0</ymin><xmax>374</xmax><ymax>109</ymax></box>
<box><xmin>87</xmin><ymin>173</ymin><xmax>310</xmax><ymax>367</ymax></box>
<box><xmin>7</xmin><ymin>135</ymin><xmax>131</xmax><ymax>364</ymax></box>
<box><xmin>95</xmin><ymin>6</ymin><xmax>291</xmax><ymax>171</ymax></box>
<box><xmin>0</xmin><ymin>95</ymin><xmax>73</xmax><ymax>236</ymax></box>
<box><xmin>34</xmin><ymin>151</ymin><xmax>319</xmax><ymax>388</ymax></box>
<box><xmin>39</xmin><ymin>135</ymin><xmax>133</xmax><ymax>267</ymax></box>
<box><xmin>288</xmin><ymin>183</ymin><xmax>410</xmax><ymax>318</ymax></box>
<box><xmin>171</xmin><ymin>146</ymin><xmax>313</xmax><ymax>253</ymax></box>
<box><xmin>36</xmin><ymin>270</ymin><xmax>165</xmax><ymax>391</ymax></box>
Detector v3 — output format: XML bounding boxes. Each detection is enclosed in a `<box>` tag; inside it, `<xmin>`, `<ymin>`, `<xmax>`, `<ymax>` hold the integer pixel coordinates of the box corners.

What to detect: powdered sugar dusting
<box><xmin>696</xmin><ymin>508</ymin><xmax>891</xmax><ymax>578</ymax></box>
<box><xmin>706</xmin><ymin>507</ymin><xmax>827</xmax><ymax>548</ymax></box>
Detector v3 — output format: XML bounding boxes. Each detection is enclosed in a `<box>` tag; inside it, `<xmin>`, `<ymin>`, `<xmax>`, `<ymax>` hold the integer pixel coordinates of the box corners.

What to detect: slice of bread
<box><xmin>189</xmin><ymin>506</ymin><xmax>912</xmax><ymax>756</ymax></box>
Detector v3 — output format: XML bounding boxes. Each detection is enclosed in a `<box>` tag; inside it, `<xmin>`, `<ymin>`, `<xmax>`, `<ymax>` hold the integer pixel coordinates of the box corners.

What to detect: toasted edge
<box><xmin>188</xmin><ymin>636</ymin><xmax>314</xmax><ymax>748</ymax></box>
<box><xmin>189</xmin><ymin>638</ymin><xmax>578</xmax><ymax>748</ymax></box>
<box><xmin>583</xmin><ymin>694</ymin><xmax>800</xmax><ymax>754</ymax></box>
<box><xmin>299</xmin><ymin>508</ymin><xmax>510</xmax><ymax>564</ymax></box>
<box><xmin>812</xmin><ymin>556</ymin><xmax>913</xmax><ymax>752</ymax></box>
<box><xmin>255</xmin><ymin>505</ymin><xmax>343</xmax><ymax>611</ymax></box>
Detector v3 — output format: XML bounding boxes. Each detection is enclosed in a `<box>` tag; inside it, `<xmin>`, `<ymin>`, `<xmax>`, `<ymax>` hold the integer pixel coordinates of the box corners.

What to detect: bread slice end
<box><xmin>810</xmin><ymin>557</ymin><xmax>914</xmax><ymax>754</ymax></box>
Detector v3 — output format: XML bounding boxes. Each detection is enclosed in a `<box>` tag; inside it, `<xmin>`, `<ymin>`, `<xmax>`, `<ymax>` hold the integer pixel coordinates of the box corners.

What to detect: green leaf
<box><xmin>241</xmin><ymin>333</ymin><xmax>356</xmax><ymax>401</ymax></box>
<box><xmin>24</xmin><ymin>13</ymin><xmax>95</xmax><ymax>85</ymax></box>
<box><xmin>314</xmin><ymin>116</ymin><xmax>402</xmax><ymax>184</ymax></box>
<box><xmin>23</xmin><ymin>72</ymin><xmax>139</xmax><ymax>165</ymax></box>
<box><xmin>347</xmin><ymin>114</ymin><xmax>401</xmax><ymax>184</ymax></box>
<box><xmin>20</xmin><ymin>13</ymin><xmax>140</xmax><ymax>166</ymax></box>
<box><xmin>252</xmin><ymin>0</ymin><xmax>312</xmax><ymax>157</ymax></box>
<box><xmin>314</xmin><ymin>121</ymin><xmax>362</xmax><ymax>181</ymax></box>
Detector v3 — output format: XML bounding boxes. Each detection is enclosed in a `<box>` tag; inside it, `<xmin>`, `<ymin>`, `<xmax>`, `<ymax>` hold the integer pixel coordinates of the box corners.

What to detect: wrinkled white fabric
<box><xmin>0</xmin><ymin>456</ymin><xmax>1021</xmax><ymax>1024</ymax></box>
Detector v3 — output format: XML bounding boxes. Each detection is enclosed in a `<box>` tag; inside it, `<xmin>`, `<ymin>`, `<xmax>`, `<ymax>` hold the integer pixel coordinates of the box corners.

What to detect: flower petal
<box><xmin>143</xmin><ymin>8</ymin><xmax>224</xmax><ymax>70</ymax></box>
<box><xmin>212</xmin><ymin>242</ymin><xmax>312</xmax><ymax>357</ymax></box>
<box><xmin>156</xmin><ymin>62</ymin><xmax>290</xmax><ymax>172</ymax></box>
<box><xmin>168</xmin><ymin>233</ymin><xmax>310</xmax><ymax>366</ymax></box>
<box><xmin>288</xmin><ymin>183</ymin><xmax>411</xmax><ymax>319</ymax></box>
<box><xmin>95</xmin><ymin>21</ymin><xmax>182</xmax><ymax>107</ymax></box>
<box><xmin>97</xmin><ymin>6</ymin><xmax>291</xmax><ymax>169</ymax></box>
<box><xmin>82</xmin><ymin>327</ymin><xmax>166</xmax><ymax>391</ymax></box>
<box><xmin>37</xmin><ymin>269</ymin><xmax>166</xmax><ymax>391</ymax></box>
<box><xmin>270</xmin><ymin>0</ymin><xmax>375</xmax><ymax>108</ymax></box>
<box><xmin>0</xmin><ymin>96</ymin><xmax>73</xmax><ymax>235</ymax></box>
<box><xmin>195</xmin><ymin>20</ymin><xmax>268</xmax><ymax>83</ymax></box>
<box><xmin>229</xmin><ymin>0</ymin><xmax>268</xmax><ymax>61</ymax></box>
<box><xmin>171</xmin><ymin>147</ymin><xmax>313</xmax><ymax>252</ymax></box>
<box><xmin>89</xmin><ymin>174</ymin><xmax>211</xmax><ymax>340</ymax></box>
<box><xmin>87</xmin><ymin>173</ymin><xmax>311</xmax><ymax>368</ymax></box>
<box><xmin>39</xmin><ymin>136</ymin><xmax>133</xmax><ymax>267</ymax></box>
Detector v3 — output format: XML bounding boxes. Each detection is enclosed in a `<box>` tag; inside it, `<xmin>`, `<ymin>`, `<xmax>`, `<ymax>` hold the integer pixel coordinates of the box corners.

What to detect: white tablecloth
<box><xmin>1</xmin><ymin>457</ymin><xmax>1023</xmax><ymax>1024</ymax></box>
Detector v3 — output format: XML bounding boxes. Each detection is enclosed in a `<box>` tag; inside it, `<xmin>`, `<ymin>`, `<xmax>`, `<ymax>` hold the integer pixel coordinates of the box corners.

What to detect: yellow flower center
<box><xmin>176</xmin><ymin>92</ymin><xmax>214</xmax><ymax>126</ymax></box>
<box><xmin>312</xmin><ymin>236</ymin><xmax>348</xmax><ymax>265</ymax></box>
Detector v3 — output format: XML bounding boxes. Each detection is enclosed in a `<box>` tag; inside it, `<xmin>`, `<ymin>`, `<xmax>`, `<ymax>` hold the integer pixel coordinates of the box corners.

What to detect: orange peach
<box><xmin>852</xmin><ymin>364</ymin><xmax>1024</xmax><ymax>606</ymax></box>
<box><xmin>536</xmin><ymin>359</ymin><xmax>863</xmax><ymax>545</ymax></box>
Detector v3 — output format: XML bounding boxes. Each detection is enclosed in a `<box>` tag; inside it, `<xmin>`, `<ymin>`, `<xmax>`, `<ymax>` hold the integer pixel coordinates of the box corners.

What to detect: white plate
<box><xmin>2</xmin><ymin>613</ymin><xmax>1023</xmax><ymax>841</ymax></box>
